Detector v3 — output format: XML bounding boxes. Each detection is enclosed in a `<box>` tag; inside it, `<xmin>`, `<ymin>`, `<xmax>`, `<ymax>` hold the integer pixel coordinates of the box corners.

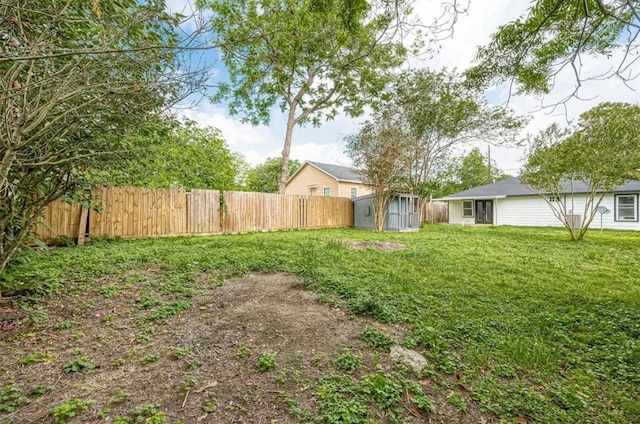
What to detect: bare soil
<box><xmin>348</xmin><ymin>241</ymin><xmax>406</xmax><ymax>252</ymax></box>
<box><xmin>0</xmin><ymin>271</ymin><xmax>492</xmax><ymax>423</ymax></box>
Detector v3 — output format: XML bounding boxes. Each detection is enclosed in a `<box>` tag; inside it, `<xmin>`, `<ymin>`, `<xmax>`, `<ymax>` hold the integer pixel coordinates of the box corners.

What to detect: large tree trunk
<box><xmin>278</xmin><ymin>105</ymin><xmax>298</xmax><ymax>194</ymax></box>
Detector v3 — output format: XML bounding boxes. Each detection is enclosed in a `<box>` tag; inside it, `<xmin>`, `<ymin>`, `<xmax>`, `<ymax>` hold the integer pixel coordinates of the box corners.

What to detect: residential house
<box><xmin>440</xmin><ymin>177</ymin><xmax>640</xmax><ymax>230</ymax></box>
<box><xmin>285</xmin><ymin>161</ymin><xmax>372</xmax><ymax>199</ymax></box>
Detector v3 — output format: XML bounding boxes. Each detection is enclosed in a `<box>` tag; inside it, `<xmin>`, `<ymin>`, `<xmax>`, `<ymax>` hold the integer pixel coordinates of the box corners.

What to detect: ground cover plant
<box><xmin>0</xmin><ymin>225</ymin><xmax>639</xmax><ymax>422</ymax></box>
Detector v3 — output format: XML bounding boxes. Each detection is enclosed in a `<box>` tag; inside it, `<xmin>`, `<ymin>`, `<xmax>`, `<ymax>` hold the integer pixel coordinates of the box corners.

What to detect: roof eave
<box><xmin>439</xmin><ymin>195</ymin><xmax>507</xmax><ymax>201</ymax></box>
<box><xmin>337</xmin><ymin>178</ymin><xmax>364</xmax><ymax>184</ymax></box>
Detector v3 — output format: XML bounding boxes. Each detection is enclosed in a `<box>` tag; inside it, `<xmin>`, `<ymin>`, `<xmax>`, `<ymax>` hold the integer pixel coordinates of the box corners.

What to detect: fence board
<box><xmin>219</xmin><ymin>191</ymin><xmax>353</xmax><ymax>233</ymax></box>
<box><xmin>189</xmin><ymin>189</ymin><xmax>220</xmax><ymax>234</ymax></box>
<box><xmin>422</xmin><ymin>201</ymin><xmax>448</xmax><ymax>223</ymax></box>
<box><xmin>87</xmin><ymin>186</ymin><xmax>188</xmax><ymax>238</ymax></box>
<box><xmin>35</xmin><ymin>201</ymin><xmax>82</xmax><ymax>242</ymax></box>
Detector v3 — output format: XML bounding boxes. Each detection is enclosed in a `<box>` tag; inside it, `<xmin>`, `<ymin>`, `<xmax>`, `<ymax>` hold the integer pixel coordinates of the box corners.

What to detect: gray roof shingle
<box><xmin>307</xmin><ymin>161</ymin><xmax>363</xmax><ymax>182</ymax></box>
<box><xmin>441</xmin><ymin>176</ymin><xmax>640</xmax><ymax>199</ymax></box>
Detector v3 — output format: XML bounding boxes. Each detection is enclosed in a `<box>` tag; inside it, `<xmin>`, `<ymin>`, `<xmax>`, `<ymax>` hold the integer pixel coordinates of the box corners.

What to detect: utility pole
<box><xmin>487</xmin><ymin>144</ymin><xmax>492</xmax><ymax>184</ymax></box>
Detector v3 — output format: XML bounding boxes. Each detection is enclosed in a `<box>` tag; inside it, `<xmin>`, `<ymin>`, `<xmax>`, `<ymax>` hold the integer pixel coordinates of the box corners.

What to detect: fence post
<box><xmin>77</xmin><ymin>207</ymin><xmax>89</xmax><ymax>245</ymax></box>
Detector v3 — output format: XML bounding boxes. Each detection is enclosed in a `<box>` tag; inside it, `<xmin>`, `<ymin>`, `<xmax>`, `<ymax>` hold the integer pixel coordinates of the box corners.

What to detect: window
<box><xmin>615</xmin><ymin>194</ymin><xmax>638</xmax><ymax>221</ymax></box>
<box><xmin>462</xmin><ymin>200</ymin><xmax>474</xmax><ymax>218</ymax></box>
<box><xmin>548</xmin><ymin>195</ymin><xmax>560</xmax><ymax>202</ymax></box>
<box><xmin>309</xmin><ymin>187</ymin><xmax>317</xmax><ymax>196</ymax></box>
<box><xmin>350</xmin><ymin>187</ymin><xmax>357</xmax><ymax>199</ymax></box>
<box><xmin>323</xmin><ymin>187</ymin><xmax>330</xmax><ymax>197</ymax></box>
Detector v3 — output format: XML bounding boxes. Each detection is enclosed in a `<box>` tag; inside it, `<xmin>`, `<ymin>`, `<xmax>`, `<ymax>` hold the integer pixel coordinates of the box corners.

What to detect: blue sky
<box><xmin>168</xmin><ymin>0</ymin><xmax>640</xmax><ymax>175</ymax></box>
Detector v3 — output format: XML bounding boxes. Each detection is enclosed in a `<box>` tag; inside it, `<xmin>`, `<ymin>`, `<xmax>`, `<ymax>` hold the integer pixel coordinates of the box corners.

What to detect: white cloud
<box><xmin>181</xmin><ymin>103</ymin><xmax>276</xmax><ymax>150</ymax></box>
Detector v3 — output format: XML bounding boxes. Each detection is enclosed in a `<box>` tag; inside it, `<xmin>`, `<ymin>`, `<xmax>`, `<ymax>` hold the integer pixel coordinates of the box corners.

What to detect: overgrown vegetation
<box><xmin>1</xmin><ymin>226</ymin><xmax>639</xmax><ymax>422</ymax></box>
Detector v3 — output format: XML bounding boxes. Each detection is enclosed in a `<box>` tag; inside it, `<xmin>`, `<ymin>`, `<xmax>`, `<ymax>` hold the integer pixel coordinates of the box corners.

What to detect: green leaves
<box><xmin>84</xmin><ymin>119</ymin><xmax>244</xmax><ymax>191</ymax></box>
<box><xmin>246</xmin><ymin>157</ymin><xmax>301</xmax><ymax>193</ymax></box>
<box><xmin>467</xmin><ymin>0</ymin><xmax>638</xmax><ymax>95</ymax></box>
<box><xmin>200</xmin><ymin>0</ymin><xmax>410</xmax><ymax>126</ymax></box>
<box><xmin>0</xmin><ymin>0</ymin><xmax>204</xmax><ymax>277</ymax></box>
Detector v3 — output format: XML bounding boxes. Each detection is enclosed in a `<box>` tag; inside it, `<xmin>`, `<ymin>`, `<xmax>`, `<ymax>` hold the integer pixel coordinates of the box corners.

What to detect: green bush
<box><xmin>257</xmin><ymin>352</ymin><xmax>277</xmax><ymax>372</ymax></box>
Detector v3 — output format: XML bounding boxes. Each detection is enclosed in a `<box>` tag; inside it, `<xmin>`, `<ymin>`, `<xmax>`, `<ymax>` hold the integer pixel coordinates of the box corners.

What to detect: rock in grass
<box><xmin>389</xmin><ymin>345</ymin><xmax>427</xmax><ymax>373</ymax></box>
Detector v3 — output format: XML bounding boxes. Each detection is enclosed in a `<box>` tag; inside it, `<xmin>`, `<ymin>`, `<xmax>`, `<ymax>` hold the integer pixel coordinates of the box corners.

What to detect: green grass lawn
<box><xmin>4</xmin><ymin>225</ymin><xmax>640</xmax><ymax>422</ymax></box>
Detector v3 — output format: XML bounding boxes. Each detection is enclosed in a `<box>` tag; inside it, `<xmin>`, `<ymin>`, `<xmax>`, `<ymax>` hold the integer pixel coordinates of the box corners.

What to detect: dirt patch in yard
<box><xmin>0</xmin><ymin>271</ymin><xmax>491</xmax><ymax>423</ymax></box>
<box><xmin>348</xmin><ymin>241</ymin><xmax>407</xmax><ymax>251</ymax></box>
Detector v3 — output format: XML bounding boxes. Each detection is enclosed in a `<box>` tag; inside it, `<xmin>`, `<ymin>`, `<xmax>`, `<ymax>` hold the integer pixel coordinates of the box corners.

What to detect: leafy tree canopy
<box><xmin>246</xmin><ymin>157</ymin><xmax>301</xmax><ymax>193</ymax></box>
<box><xmin>466</xmin><ymin>0</ymin><xmax>640</xmax><ymax>98</ymax></box>
<box><xmin>521</xmin><ymin>102</ymin><xmax>640</xmax><ymax>240</ymax></box>
<box><xmin>197</xmin><ymin>0</ymin><xmax>414</xmax><ymax>192</ymax></box>
<box><xmin>86</xmin><ymin>120</ymin><xmax>245</xmax><ymax>191</ymax></box>
<box><xmin>431</xmin><ymin>148</ymin><xmax>510</xmax><ymax>198</ymax></box>
<box><xmin>381</xmin><ymin>69</ymin><xmax>525</xmax><ymax>199</ymax></box>
<box><xmin>0</xmin><ymin>0</ymin><xmax>205</xmax><ymax>274</ymax></box>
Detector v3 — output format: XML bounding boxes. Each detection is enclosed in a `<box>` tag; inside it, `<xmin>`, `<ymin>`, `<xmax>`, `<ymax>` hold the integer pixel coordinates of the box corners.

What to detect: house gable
<box><xmin>285</xmin><ymin>162</ymin><xmax>339</xmax><ymax>196</ymax></box>
<box><xmin>285</xmin><ymin>161</ymin><xmax>372</xmax><ymax>198</ymax></box>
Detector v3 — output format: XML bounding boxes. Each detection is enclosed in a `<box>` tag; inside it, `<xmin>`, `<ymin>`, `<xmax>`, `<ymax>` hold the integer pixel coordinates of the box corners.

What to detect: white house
<box><xmin>440</xmin><ymin>177</ymin><xmax>640</xmax><ymax>230</ymax></box>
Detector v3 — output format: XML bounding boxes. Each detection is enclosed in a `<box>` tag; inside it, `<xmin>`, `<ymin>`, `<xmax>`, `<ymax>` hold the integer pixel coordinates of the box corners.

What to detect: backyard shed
<box><xmin>354</xmin><ymin>193</ymin><xmax>420</xmax><ymax>231</ymax></box>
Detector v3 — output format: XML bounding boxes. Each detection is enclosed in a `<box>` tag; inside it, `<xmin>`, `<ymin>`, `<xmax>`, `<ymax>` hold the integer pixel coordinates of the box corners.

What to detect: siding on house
<box><xmin>338</xmin><ymin>183</ymin><xmax>371</xmax><ymax>198</ymax></box>
<box><xmin>495</xmin><ymin>196</ymin><xmax>560</xmax><ymax>227</ymax></box>
<box><xmin>286</xmin><ymin>164</ymin><xmax>338</xmax><ymax>196</ymax></box>
<box><xmin>449</xmin><ymin>193</ymin><xmax>640</xmax><ymax>230</ymax></box>
<box><xmin>285</xmin><ymin>162</ymin><xmax>372</xmax><ymax>198</ymax></box>
<box><xmin>448</xmin><ymin>201</ymin><xmax>476</xmax><ymax>225</ymax></box>
<box><xmin>442</xmin><ymin>177</ymin><xmax>640</xmax><ymax>231</ymax></box>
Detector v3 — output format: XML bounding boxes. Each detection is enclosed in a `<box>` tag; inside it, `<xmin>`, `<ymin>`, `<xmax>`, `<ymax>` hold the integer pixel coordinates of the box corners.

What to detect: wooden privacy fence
<box><xmin>422</xmin><ymin>201</ymin><xmax>448</xmax><ymax>223</ymax></box>
<box><xmin>36</xmin><ymin>186</ymin><xmax>354</xmax><ymax>242</ymax></box>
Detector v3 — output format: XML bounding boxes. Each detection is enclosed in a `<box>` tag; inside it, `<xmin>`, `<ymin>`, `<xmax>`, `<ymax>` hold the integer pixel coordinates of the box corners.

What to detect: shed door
<box><xmin>475</xmin><ymin>200</ymin><xmax>493</xmax><ymax>224</ymax></box>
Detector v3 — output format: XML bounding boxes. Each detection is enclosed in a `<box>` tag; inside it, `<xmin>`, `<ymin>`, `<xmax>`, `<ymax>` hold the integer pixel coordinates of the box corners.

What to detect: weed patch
<box><xmin>256</xmin><ymin>352</ymin><xmax>277</xmax><ymax>372</ymax></box>
<box><xmin>52</xmin><ymin>398</ymin><xmax>90</xmax><ymax>423</ymax></box>
<box><xmin>361</xmin><ymin>326</ymin><xmax>395</xmax><ymax>351</ymax></box>
<box><xmin>0</xmin><ymin>381</ymin><xmax>28</xmax><ymax>413</ymax></box>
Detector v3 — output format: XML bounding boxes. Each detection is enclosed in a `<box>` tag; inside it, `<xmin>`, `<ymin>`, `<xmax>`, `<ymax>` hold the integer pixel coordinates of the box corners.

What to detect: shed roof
<box><xmin>440</xmin><ymin>177</ymin><xmax>640</xmax><ymax>200</ymax></box>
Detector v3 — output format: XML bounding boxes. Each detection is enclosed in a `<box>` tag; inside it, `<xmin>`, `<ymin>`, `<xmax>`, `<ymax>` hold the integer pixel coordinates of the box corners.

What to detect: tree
<box><xmin>383</xmin><ymin>69</ymin><xmax>524</xmax><ymax>209</ymax></box>
<box><xmin>199</xmin><ymin>0</ymin><xmax>415</xmax><ymax>193</ymax></box>
<box><xmin>0</xmin><ymin>0</ymin><xmax>206</xmax><ymax>278</ymax></box>
<box><xmin>521</xmin><ymin>102</ymin><xmax>640</xmax><ymax>241</ymax></box>
<box><xmin>467</xmin><ymin>0</ymin><xmax>640</xmax><ymax>102</ymax></box>
<box><xmin>432</xmin><ymin>148</ymin><xmax>510</xmax><ymax>198</ymax></box>
<box><xmin>87</xmin><ymin>120</ymin><xmax>245</xmax><ymax>191</ymax></box>
<box><xmin>346</xmin><ymin>112</ymin><xmax>409</xmax><ymax>231</ymax></box>
<box><xmin>246</xmin><ymin>158</ymin><xmax>301</xmax><ymax>193</ymax></box>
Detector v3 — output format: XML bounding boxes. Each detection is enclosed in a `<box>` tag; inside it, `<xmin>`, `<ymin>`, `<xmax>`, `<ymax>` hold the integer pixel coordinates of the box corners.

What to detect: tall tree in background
<box><xmin>0</xmin><ymin>0</ymin><xmax>207</xmax><ymax>277</ymax></box>
<box><xmin>521</xmin><ymin>102</ymin><xmax>640</xmax><ymax>241</ymax></box>
<box><xmin>199</xmin><ymin>0</ymin><xmax>419</xmax><ymax>193</ymax></box>
<box><xmin>346</xmin><ymin>113</ymin><xmax>409</xmax><ymax>231</ymax></box>
<box><xmin>431</xmin><ymin>148</ymin><xmax>510</xmax><ymax>198</ymax></box>
<box><xmin>467</xmin><ymin>0</ymin><xmax>640</xmax><ymax>101</ymax></box>
<box><xmin>246</xmin><ymin>158</ymin><xmax>301</xmax><ymax>193</ymax></box>
<box><xmin>87</xmin><ymin>120</ymin><xmax>245</xmax><ymax>191</ymax></box>
<box><xmin>385</xmin><ymin>69</ymin><xmax>524</xmax><ymax>209</ymax></box>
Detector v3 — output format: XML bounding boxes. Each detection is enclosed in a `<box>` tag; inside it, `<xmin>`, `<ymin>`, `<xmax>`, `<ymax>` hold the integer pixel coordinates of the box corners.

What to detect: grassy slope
<box><xmin>5</xmin><ymin>225</ymin><xmax>640</xmax><ymax>422</ymax></box>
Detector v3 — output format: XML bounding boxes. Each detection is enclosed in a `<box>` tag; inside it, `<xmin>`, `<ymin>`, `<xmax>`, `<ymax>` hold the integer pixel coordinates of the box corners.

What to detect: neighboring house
<box><xmin>440</xmin><ymin>177</ymin><xmax>640</xmax><ymax>230</ymax></box>
<box><xmin>285</xmin><ymin>161</ymin><xmax>372</xmax><ymax>199</ymax></box>
<box><xmin>354</xmin><ymin>193</ymin><xmax>420</xmax><ymax>231</ymax></box>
